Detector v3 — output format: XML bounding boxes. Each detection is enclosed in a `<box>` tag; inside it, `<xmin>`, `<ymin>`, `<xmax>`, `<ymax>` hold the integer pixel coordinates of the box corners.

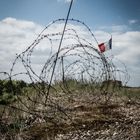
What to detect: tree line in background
<box><xmin>0</xmin><ymin>78</ymin><xmax>123</xmax><ymax>105</ymax></box>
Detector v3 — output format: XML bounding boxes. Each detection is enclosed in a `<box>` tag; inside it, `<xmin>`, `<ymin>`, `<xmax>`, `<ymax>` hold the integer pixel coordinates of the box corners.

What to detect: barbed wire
<box><xmin>0</xmin><ymin>18</ymin><xmax>130</xmax><ymax>139</ymax></box>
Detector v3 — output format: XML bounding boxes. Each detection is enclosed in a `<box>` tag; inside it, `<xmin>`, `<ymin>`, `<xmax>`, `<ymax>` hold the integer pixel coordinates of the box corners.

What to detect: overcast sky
<box><xmin>0</xmin><ymin>0</ymin><xmax>140</xmax><ymax>87</ymax></box>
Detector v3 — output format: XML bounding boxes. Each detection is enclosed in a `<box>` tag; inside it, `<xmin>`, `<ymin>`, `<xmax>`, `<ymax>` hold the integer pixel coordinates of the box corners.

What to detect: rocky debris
<box><xmin>55</xmin><ymin>119</ymin><xmax>140</xmax><ymax>140</ymax></box>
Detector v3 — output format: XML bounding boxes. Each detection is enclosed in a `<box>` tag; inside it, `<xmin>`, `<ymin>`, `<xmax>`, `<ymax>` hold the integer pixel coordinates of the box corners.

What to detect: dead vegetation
<box><xmin>0</xmin><ymin>87</ymin><xmax>140</xmax><ymax>140</ymax></box>
<box><xmin>0</xmin><ymin>18</ymin><xmax>139</xmax><ymax>139</ymax></box>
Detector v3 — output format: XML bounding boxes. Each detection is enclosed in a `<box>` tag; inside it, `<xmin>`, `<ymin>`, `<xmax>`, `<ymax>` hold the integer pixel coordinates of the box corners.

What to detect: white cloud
<box><xmin>99</xmin><ymin>25</ymin><xmax>129</xmax><ymax>33</ymax></box>
<box><xmin>111</xmin><ymin>31</ymin><xmax>140</xmax><ymax>86</ymax></box>
<box><xmin>2</xmin><ymin>17</ymin><xmax>36</xmax><ymax>30</ymax></box>
<box><xmin>128</xmin><ymin>19</ymin><xmax>138</xmax><ymax>24</ymax></box>
<box><xmin>57</xmin><ymin>0</ymin><xmax>75</xmax><ymax>3</ymax></box>
<box><xmin>0</xmin><ymin>17</ymin><xmax>93</xmax><ymax>80</ymax></box>
<box><xmin>0</xmin><ymin>17</ymin><xmax>140</xmax><ymax>86</ymax></box>
<box><xmin>97</xmin><ymin>26</ymin><xmax>140</xmax><ymax>86</ymax></box>
<box><xmin>65</xmin><ymin>0</ymin><xmax>73</xmax><ymax>2</ymax></box>
<box><xmin>0</xmin><ymin>17</ymin><xmax>43</xmax><ymax>72</ymax></box>
<box><xmin>78</xmin><ymin>28</ymin><xmax>140</xmax><ymax>87</ymax></box>
<box><xmin>111</xmin><ymin>25</ymin><xmax>129</xmax><ymax>32</ymax></box>
<box><xmin>113</xmin><ymin>31</ymin><xmax>140</xmax><ymax>60</ymax></box>
<box><xmin>91</xmin><ymin>30</ymin><xmax>140</xmax><ymax>86</ymax></box>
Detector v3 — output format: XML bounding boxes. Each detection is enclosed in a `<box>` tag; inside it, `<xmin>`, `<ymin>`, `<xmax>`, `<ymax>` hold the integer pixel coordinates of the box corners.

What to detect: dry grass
<box><xmin>0</xmin><ymin>87</ymin><xmax>140</xmax><ymax>139</ymax></box>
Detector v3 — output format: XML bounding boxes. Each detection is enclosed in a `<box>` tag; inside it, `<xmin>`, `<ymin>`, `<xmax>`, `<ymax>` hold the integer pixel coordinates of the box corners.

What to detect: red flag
<box><xmin>98</xmin><ymin>43</ymin><xmax>106</xmax><ymax>53</ymax></box>
<box><xmin>98</xmin><ymin>38</ymin><xmax>112</xmax><ymax>53</ymax></box>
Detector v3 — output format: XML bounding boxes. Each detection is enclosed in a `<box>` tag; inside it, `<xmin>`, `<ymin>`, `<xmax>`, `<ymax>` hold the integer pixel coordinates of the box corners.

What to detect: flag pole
<box><xmin>45</xmin><ymin>0</ymin><xmax>74</xmax><ymax>103</ymax></box>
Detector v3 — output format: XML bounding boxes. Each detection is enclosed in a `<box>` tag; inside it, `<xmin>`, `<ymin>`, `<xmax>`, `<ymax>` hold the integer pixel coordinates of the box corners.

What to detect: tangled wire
<box><xmin>3</xmin><ymin>19</ymin><xmax>129</xmax><ymax>87</ymax></box>
<box><xmin>0</xmin><ymin>18</ymin><xmax>130</xmax><ymax>139</ymax></box>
